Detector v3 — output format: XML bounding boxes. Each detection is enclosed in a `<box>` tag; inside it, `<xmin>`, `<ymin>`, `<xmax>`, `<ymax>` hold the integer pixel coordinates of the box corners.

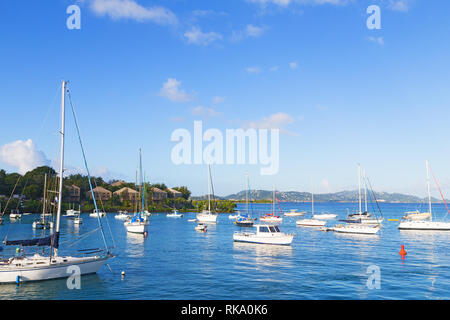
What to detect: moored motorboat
<box><xmin>233</xmin><ymin>224</ymin><xmax>294</xmax><ymax>245</ymax></box>
<box><xmin>90</xmin><ymin>210</ymin><xmax>106</xmax><ymax>218</ymax></box>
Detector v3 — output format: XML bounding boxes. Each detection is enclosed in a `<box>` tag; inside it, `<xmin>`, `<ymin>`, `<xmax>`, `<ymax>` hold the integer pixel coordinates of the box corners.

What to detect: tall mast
<box><xmin>358</xmin><ymin>163</ymin><xmax>362</xmax><ymax>215</ymax></box>
<box><xmin>245</xmin><ymin>172</ymin><xmax>249</xmax><ymax>214</ymax></box>
<box><xmin>42</xmin><ymin>173</ymin><xmax>47</xmax><ymax>223</ymax></box>
<box><xmin>272</xmin><ymin>185</ymin><xmax>275</xmax><ymax>214</ymax></box>
<box><xmin>426</xmin><ymin>160</ymin><xmax>432</xmax><ymax>221</ymax></box>
<box><xmin>312</xmin><ymin>182</ymin><xmax>314</xmax><ymax>216</ymax></box>
<box><xmin>363</xmin><ymin>169</ymin><xmax>368</xmax><ymax>213</ymax></box>
<box><xmin>207</xmin><ymin>165</ymin><xmax>211</xmax><ymax>212</ymax></box>
<box><xmin>140</xmin><ymin>149</ymin><xmax>144</xmax><ymax>214</ymax></box>
<box><xmin>55</xmin><ymin>80</ymin><xmax>66</xmax><ymax>256</ymax></box>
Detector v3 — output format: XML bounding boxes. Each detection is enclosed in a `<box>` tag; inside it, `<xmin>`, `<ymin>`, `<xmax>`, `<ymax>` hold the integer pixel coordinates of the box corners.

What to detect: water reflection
<box><xmin>125</xmin><ymin>233</ymin><xmax>146</xmax><ymax>257</ymax></box>
<box><xmin>233</xmin><ymin>242</ymin><xmax>293</xmax><ymax>267</ymax></box>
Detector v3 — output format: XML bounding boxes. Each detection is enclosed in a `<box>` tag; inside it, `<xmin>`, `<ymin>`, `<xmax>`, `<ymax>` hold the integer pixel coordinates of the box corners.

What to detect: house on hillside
<box><xmin>66</xmin><ymin>185</ymin><xmax>80</xmax><ymax>203</ymax></box>
<box><xmin>152</xmin><ymin>188</ymin><xmax>167</xmax><ymax>201</ymax></box>
<box><xmin>113</xmin><ymin>187</ymin><xmax>139</xmax><ymax>203</ymax></box>
<box><xmin>167</xmin><ymin>188</ymin><xmax>183</xmax><ymax>199</ymax></box>
<box><xmin>85</xmin><ymin>186</ymin><xmax>112</xmax><ymax>201</ymax></box>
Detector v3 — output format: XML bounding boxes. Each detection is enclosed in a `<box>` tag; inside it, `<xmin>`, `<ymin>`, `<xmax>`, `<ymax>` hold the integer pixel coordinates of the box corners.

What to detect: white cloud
<box><xmin>192</xmin><ymin>106</ymin><xmax>220</xmax><ymax>117</ymax></box>
<box><xmin>231</xmin><ymin>24</ymin><xmax>266</xmax><ymax>41</ymax></box>
<box><xmin>246</xmin><ymin>66</ymin><xmax>262</xmax><ymax>74</ymax></box>
<box><xmin>389</xmin><ymin>0</ymin><xmax>409</xmax><ymax>12</ymax></box>
<box><xmin>247</xmin><ymin>0</ymin><xmax>350</xmax><ymax>8</ymax></box>
<box><xmin>212</xmin><ymin>96</ymin><xmax>226</xmax><ymax>104</ymax></box>
<box><xmin>270</xmin><ymin>66</ymin><xmax>279</xmax><ymax>72</ymax></box>
<box><xmin>244</xmin><ymin>112</ymin><xmax>297</xmax><ymax>135</ymax></box>
<box><xmin>159</xmin><ymin>78</ymin><xmax>193</xmax><ymax>102</ymax></box>
<box><xmin>289</xmin><ymin>61</ymin><xmax>298</xmax><ymax>69</ymax></box>
<box><xmin>90</xmin><ymin>0</ymin><xmax>178</xmax><ymax>25</ymax></box>
<box><xmin>0</xmin><ymin>139</ymin><xmax>50</xmax><ymax>174</ymax></box>
<box><xmin>368</xmin><ymin>36</ymin><xmax>384</xmax><ymax>46</ymax></box>
<box><xmin>184</xmin><ymin>27</ymin><xmax>222</xmax><ymax>46</ymax></box>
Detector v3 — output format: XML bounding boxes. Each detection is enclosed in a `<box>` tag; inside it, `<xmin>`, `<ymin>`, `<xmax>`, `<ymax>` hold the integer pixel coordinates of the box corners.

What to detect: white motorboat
<box><xmin>399</xmin><ymin>161</ymin><xmax>450</xmax><ymax>231</ymax></box>
<box><xmin>90</xmin><ymin>210</ymin><xmax>106</xmax><ymax>218</ymax></box>
<box><xmin>233</xmin><ymin>224</ymin><xmax>294</xmax><ymax>245</ymax></box>
<box><xmin>284</xmin><ymin>209</ymin><xmax>306</xmax><ymax>217</ymax></box>
<box><xmin>0</xmin><ymin>81</ymin><xmax>113</xmax><ymax>283</ymax></box>
<box><xmin>312</xmin><ymin>213</ymin><xmax>337</xmax><ymax>220</ymax></box>
<box><xmin>167</xmin><ymin>209</ymin><xmax>183</xmax><ymax>218</ymax></box>
<box><xmin>196</xmin><ymin>165</ymin><xmax>218</xmax><ymax>223</ymax></box>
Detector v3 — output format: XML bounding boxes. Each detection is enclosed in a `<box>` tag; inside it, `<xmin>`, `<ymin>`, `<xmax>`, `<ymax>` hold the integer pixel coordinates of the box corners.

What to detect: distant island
<box><xmin>192</xmin><ymin>189</ymin><xmax>447</xmax><ymax>204</ymax></box>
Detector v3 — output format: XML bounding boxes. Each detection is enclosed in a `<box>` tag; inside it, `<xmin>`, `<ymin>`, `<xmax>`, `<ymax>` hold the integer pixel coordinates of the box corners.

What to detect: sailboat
<box><xmin>330</xmin><ymin>165</ymin><xmax>381</xmax><ymax>235</ymax></box>
<box><xmin>32</xmin><ymin>173</ymin><xmax>54</xmax><ymax>230</ymax></box>
<box><xmin>124</xmin><ymin>149</ymin><xmax>149</xmax><ymax>234</ymax></box>
<box><xmin>260</xmin><ymin>186</ymin><xmax>283</xmax><ymax>223</ymax></box>
<box><xmin>345</xmin><ymin>168</ymin><xmax>383</xmax><ymax>225</ymax></box>
<box><xmin>235</xmin><ymin>173</ymin><xmax>255</xmax><ymax>227</ymax></box>
<box><xmin>0</xmin><ymin>81</ymin><xmax>113</xmax><ymax>283</ymax></box>
<box><xmin>196</xmin><ymin>165</ymin><xmax>218</xmax><ymax>223</ymax></box>
<box><xmin>296</xmin><ymin>182</ymin><xmax>326</xmax><ymax>227</ymax></box>
<box><xmin>399</xmin><ymin>161</ymin><xmax>450</xmax><ymax>231</ymax></box>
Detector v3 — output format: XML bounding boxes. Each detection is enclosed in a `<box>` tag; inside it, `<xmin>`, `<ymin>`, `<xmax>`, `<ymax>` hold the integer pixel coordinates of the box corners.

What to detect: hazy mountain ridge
<box><xmin>192</xmin><ymin>190</ymin><xmax>446</xmax><ymax>203</ymax></box>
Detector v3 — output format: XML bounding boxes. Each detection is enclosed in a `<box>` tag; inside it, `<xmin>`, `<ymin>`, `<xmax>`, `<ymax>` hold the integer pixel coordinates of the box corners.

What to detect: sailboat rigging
<box><xmin>0</xmin><ymin>81</ymin><xmax>114</xmax><ymax>283</ymax></box>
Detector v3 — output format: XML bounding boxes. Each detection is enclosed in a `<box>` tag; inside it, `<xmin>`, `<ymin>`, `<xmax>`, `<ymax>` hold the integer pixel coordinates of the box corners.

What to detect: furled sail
<box><xmin>3</xmin><ymin>232</ymin><xmax>59</xmax><ymax>248</ymax></box>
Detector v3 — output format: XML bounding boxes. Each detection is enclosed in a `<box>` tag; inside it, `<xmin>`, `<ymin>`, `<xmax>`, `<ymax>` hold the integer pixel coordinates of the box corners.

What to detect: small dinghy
<box><xmin>195</xmin><ymin>223</ymin><xmax>207</xmax><ymax>232</ymax></box>
<box><xmin>167</xmin><ymin>209</ymin><xmax>183</xmax><ymax>218</ymax></box>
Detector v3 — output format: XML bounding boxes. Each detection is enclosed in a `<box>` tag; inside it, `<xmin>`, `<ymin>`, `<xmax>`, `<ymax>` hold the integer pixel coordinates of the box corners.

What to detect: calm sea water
<box><xmin>0</xmin><ymin>202</ymin><xmax>449</xmax><ymax>300</ymax></box>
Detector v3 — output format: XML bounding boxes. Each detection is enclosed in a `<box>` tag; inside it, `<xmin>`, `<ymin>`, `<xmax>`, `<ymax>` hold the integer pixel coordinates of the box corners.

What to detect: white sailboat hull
<box><xmin>296</xmin><ymin>219</ymin><xmax>326</xmax><ymax>227</ymax></box>
<box><xmin>0</xmin><ymin>255</ymin><xmax>109</xmax><ymax>283</ymax></box>
<box><xmin>398</xmin><ymin>220</ymin><xmax>450</xmax><ymax>230</ymax></box>
<box><xmin>312</xmin><ymin>214</ymin><xmax>337</xmax><ymax>220</ymax></box>
<box><xmin>260</xmin><ymin>217</ymin><xmax>283</xmax><ymax>223</ymax></box>
<box><xmin>196</xmin><ymin>213</ymin><xmax>218</xmax><ymax>223</ymax></box>
<box><xmin>124</xmin><ymin>221</ymin><xmax>148</xmax><ymax>233</ymax></box>
<box><xmin>330</xmin><ymin>225</ymin><xmax>380</xmax><ymax>235</ymax></box>
<box><xmin>402</xmin><ymin>212</ymin><xmax>431</xmax><ymax>221</ymax></box>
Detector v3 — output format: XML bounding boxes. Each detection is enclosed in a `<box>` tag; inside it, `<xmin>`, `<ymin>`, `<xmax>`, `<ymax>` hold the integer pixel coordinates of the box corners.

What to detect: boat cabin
<box><xmin>256</xmin><ymin>225</ymin><xmax>281</xmax><ymax>234</ymax></box>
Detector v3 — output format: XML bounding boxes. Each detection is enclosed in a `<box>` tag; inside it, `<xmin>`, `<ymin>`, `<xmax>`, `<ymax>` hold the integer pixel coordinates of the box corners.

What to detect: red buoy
<box><xmin>399</xmin><ymin>244</ymin><xmax>407</xmax><ymax>258</ymax></box>
<box><xmin>144</xmin><ymin>231</ymin><xmax>148</xmax><ymax>238</ymax></box>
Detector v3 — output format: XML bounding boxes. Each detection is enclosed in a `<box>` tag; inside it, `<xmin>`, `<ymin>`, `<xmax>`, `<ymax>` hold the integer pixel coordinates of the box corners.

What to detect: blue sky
<box><xmin>1</xmin><ymin>0</ymin><xmax>450</xmax><ymax>197</ymax></box>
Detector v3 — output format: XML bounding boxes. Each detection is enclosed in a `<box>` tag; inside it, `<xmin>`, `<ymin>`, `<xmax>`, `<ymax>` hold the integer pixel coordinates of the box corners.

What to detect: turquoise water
<box><xmin>0</xmin><ymin>202</ymin><xmax>449</xmax><ymax>299</ymax></box>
